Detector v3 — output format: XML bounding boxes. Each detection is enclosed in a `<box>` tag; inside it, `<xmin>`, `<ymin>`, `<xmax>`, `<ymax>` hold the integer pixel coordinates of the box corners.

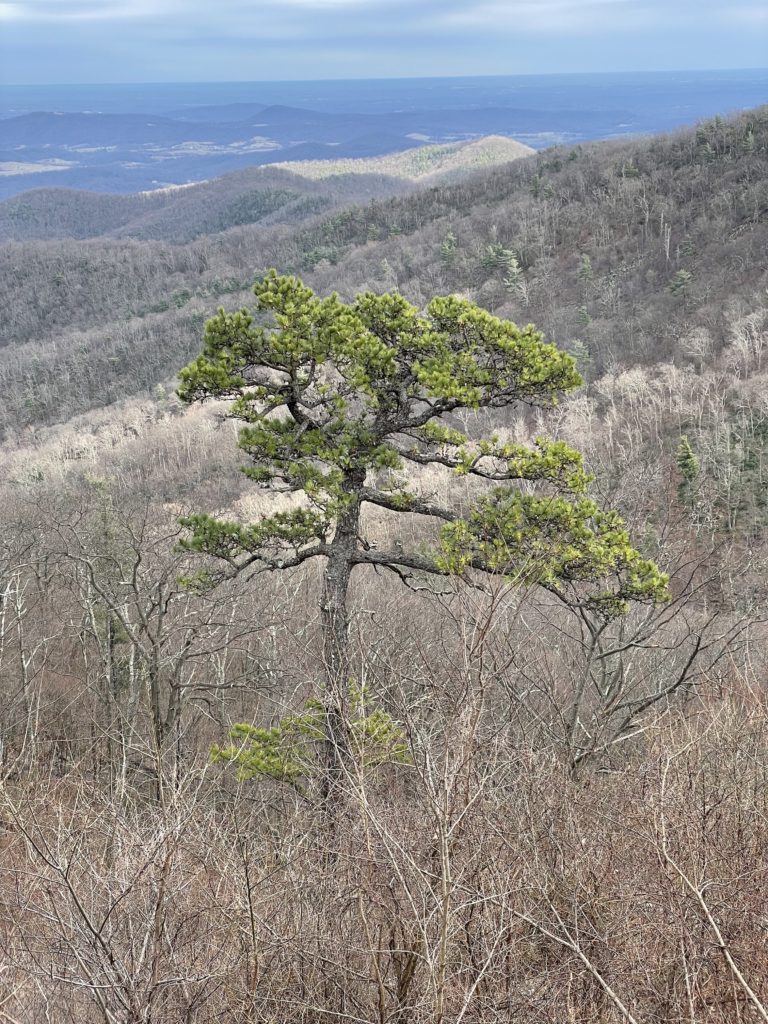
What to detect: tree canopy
<box><xmin>177</xmin><ymin>271</ymin><xmax>668</xmax><ymax>790</ymax></box>
<box><xmin>177</xmin><ymin>270</ymin><xmax>667</xmax><ymax>615</ymax></box>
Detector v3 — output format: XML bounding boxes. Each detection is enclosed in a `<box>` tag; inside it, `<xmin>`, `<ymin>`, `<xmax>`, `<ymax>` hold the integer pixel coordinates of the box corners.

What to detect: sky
<box><xmin>0</xmin><ymin>0</ymin><xmax>766</xmax><ymax>85</ymax></box>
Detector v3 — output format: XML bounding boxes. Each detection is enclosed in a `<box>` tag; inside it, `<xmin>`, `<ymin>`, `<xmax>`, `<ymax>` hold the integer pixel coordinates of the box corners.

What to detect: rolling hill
<box><xmin>0</xmin><ymin>135</ymin><xmax>534</xmax><ymax>243</ymax></box>
<box><xmin>271</xmin><ymin>135</ymin><xmax>535</xmax><ymax>182</ymax></box>
<box><xmin>0</xmin><ymin>166</ymin><xmax>393</xmax><ymax>243</ymax></box>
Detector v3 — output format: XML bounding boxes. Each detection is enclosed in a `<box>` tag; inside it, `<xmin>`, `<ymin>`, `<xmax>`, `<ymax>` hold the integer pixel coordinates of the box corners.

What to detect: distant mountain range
<box><xmin>4</xmin><ymin>68</ymin><xmax>766</xmax><ymax>199</ymax></box>
<box><xmin>0</xmin><ymin>102</ymin><xmax>623</xmax><ymax>198</ymax></box>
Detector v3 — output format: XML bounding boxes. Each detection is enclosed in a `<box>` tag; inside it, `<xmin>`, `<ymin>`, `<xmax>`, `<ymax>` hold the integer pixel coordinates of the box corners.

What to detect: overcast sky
<box><xmin>1</xmin><ymin>0</ymin><xmax>766</xmax><ymax>84</ymax></box>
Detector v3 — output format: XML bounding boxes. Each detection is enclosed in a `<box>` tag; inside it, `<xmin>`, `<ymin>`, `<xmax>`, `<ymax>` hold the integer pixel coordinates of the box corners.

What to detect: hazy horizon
<box><xmin>1</xmin><ymin>0</ymin><xmax>766</xmax><ymax>86</ymax></box>
<box><xmin>5</xmin><ymin>66</ymin><xmax>768</xmax><ymax>88</ymax></box>
<box><xmin>2</xmin><ymin>68</ymin><xmax>764</xmax><ymax>199</ymax></box>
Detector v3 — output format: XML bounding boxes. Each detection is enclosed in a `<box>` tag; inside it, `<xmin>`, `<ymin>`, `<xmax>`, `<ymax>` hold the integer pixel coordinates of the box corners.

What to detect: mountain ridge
<box><xmin>0</xmin><ymin>107</ymin><xmax>764</xmax><ymax>438</ymax></box>
<box><xmin>0</xmin><ymin>135</ymin><xmax>534</xmax><ymax>242</ymax></box>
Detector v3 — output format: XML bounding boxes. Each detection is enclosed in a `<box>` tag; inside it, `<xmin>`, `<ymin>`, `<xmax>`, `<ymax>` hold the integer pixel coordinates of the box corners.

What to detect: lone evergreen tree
<box><xmin>177</xmin><ymin>272</ymin><xmax>667</xmax><ymax>793</ymax></box>
<box><xmin>676</xmin><ymin>434</ymin><xmax>700</xmax><ymax>506</ymax></box>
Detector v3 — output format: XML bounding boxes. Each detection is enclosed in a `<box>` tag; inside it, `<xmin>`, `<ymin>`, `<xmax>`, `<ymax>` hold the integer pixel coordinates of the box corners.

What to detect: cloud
<box><xmin>438</xmin><ymin>0</ymin><xmax>644</xmax><ymax>31</ymax></box>
<box><xmin>0</xmin><ymin>0</ymin><xmax>176</xmax><ymax>18</ymax></box>
<box><xmin>429</xmin><ymin>0</ymin><xmax>754</xmax><ymax>35</ymax></box>
<box><xmin>3</xmin><ymin>0</ymin><xmax>764</xmax><ymax>33</ymax></box>
<box><xmin>1</xmin><ymin>0</ymin><xmax>765</xmax><ymax>82</ymax></box>
<box><xmin>1</xmin><ymin>0</ymin><xmax>385</xmax><ymax>17</ymax></box>
<box><xmin>275</xmin><ymin>0</ymin><xmax>382</xmax><ymax>6</ymax></box>
<box><xmin>725</xmin><ymin>4</ymin><xmax>768</xmax><ymax>25</ymax></box>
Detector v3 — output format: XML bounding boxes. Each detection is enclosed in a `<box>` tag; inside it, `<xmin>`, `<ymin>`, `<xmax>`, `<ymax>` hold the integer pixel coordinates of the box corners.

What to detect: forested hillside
<box><xmin>0</xmin><ymin>136</ymin><xmax>532</xmax><ymax>244</ymax></box>
<box><xmin>271</xmin><ymin>134</ymin><xmax>534</xmax><ymax>181</ymax></box>
<box><xmin>1</xmin><ymin>108</ymin><xmax>768</xmax><ymax>1023</ymax></box>
<box><xmin>0</xmin><ymin>165</ymin><xmax>398</xmax><ymax>243</ymax></box>
<box><xmin>0</xmin><ymin>108</ymin><xmax>764</xmax><ymax>434</ymax></box>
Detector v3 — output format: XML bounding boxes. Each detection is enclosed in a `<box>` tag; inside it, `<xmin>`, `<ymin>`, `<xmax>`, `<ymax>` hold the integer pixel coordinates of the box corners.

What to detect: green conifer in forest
<box><xmin>178</xmin><ymin>272</ymin><xmax>668</xmax><ymax>794</ymax></box>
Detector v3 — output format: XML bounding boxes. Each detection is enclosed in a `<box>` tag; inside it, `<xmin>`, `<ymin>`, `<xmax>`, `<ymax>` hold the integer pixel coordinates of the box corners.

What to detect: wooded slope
<box><xmin>0</xmin><ymin>108</ymin><xmax>764</xmax><ymax>437</ymax></box>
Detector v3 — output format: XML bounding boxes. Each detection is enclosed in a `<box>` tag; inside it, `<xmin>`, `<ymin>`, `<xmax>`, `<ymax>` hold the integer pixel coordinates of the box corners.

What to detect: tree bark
<box><xmin>319</xmin><ymin>470</ymin><xmax>363</xmax><ymax>800</ymax></box>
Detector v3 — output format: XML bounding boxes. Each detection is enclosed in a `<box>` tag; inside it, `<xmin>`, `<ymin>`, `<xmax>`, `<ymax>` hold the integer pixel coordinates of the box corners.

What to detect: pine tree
<box><xmin>439</xmin><ymin>231</ymin><xmax>457</xmax><ymax>269</ymax></box>
<box><xmin>669</xmin><ymin>269</ymin><xmax>693</xmax><ymax>298</ymax></box>
<box><xmin>577</xmin><ymin>253</ymin><xmax>593</xmax><ymax>287</ymax></box>
<box><xmin>177</xmin><ymin>272</ymin><xmax>668</xmax><ymax>795</ymax></box>
<box><xmin>676</xmin><ymin>435</ymin><xmax>699</xmax><ymax>506</ymax></box>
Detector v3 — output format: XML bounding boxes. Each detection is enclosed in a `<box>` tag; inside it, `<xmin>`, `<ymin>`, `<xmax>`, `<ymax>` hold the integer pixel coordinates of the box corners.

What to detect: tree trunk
<box><xmin>319</xmin><ymin>471</ymin><xmax>362</xmax><ymax>800</ymax></box>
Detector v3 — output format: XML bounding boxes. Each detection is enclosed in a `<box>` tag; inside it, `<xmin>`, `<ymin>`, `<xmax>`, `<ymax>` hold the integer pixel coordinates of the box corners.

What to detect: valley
<box><xmin>1</xmin><ymin>91</ymin><xmax>767</xmax><ymax>1023</ymax></box>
